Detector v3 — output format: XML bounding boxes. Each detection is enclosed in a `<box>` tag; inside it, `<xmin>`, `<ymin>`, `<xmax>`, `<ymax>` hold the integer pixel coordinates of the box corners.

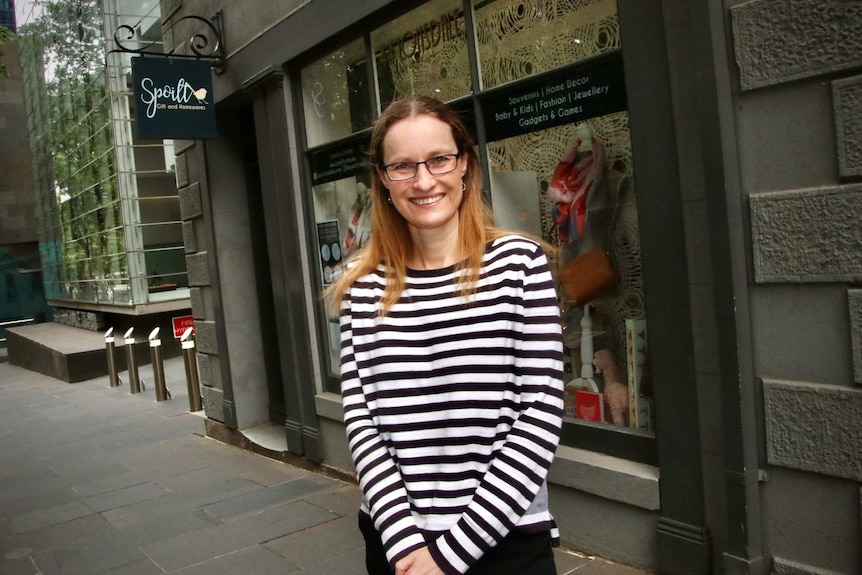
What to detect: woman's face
<box><xmin>379</xmin><ymin>115</ymin><xmax>467</xmax><ymax>234</ymax></box>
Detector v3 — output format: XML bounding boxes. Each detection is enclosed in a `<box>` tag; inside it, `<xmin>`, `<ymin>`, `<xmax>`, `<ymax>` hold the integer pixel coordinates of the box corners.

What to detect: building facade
<box><xmin>0</xmin><ymin>2</ymin><xmax>52</xmax><ymax>344</ymax></box>
<box><xmin>0</xmin><ymin>0</ymin><xmax>14</xmax><ymax>31</ymax></box>
<box><xmin>141</xmin><ymin>0</ymin><xmax>860</xmax><ymax>573</ymax></box>
<box><xmin>14</xmin><ymin>0</ymin><xmax>190</xmax><ymax>344</ymax></box>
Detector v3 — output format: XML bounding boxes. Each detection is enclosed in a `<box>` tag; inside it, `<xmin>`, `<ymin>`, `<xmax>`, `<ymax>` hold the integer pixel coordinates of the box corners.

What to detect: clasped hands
<box><xmin>395</xmin><ymin>546</ymin><xmax>445</xmax><ymax>575</ymax></box>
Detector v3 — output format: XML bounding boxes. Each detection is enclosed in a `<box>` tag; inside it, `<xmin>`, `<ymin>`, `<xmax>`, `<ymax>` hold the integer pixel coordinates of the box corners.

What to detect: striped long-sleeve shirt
<box><xmin>340</xmin><ymin>235</ymin><xmax>565</xmax><ymax>575</ymax></box>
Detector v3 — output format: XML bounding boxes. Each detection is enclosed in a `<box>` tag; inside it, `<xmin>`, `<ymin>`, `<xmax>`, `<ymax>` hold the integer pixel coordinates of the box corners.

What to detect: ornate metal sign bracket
<box><xmin>111</xmin><ymin>12</ymin><xmax>225</xmax><ymax>74</ymax></box>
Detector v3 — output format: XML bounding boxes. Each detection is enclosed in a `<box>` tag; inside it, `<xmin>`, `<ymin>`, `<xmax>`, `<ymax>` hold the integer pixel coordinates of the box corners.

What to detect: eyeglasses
<box><xmin>382</xmin><ymin>153</ymin><xmax>460</xmax><ymax>181</ymax></box>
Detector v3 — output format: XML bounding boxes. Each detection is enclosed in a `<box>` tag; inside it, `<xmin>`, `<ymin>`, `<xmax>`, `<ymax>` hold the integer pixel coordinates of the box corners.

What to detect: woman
<box><xmin>326</xmin><ymin>96</ymin><xmax>565</xmax><ymax>575</ymax></box>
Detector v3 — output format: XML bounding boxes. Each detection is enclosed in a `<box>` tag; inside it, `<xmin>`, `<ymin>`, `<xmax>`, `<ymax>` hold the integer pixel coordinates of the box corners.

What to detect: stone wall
<box><xmin>732</xmin><ymin>1</ymin><xmax>862</xmax><ymax>573</ymax></box>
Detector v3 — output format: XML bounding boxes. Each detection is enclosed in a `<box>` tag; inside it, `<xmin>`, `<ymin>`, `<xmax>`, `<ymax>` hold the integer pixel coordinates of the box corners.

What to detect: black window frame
<box><xmin>292</xmin><ymin>0</ymin><xmax>663</xmax><ymax>466</ymax></box>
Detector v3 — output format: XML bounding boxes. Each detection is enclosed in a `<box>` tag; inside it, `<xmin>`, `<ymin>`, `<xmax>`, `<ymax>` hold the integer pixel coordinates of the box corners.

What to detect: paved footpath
<box><xmin>0</xmin><ymin>356</ymin><xmax>649</xmax><ymax>575</ymax></box>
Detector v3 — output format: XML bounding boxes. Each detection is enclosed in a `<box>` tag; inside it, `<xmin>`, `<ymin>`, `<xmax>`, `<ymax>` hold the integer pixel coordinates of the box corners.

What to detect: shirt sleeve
<box><xmin>427</xmin><ymin>244</ymin><xmax>565</xmax><ymax>575</ymax></box>
<box><xmin>339</xmin><ymin>289</ymin><xmax>427</xmax><ymax>568</ymax></box>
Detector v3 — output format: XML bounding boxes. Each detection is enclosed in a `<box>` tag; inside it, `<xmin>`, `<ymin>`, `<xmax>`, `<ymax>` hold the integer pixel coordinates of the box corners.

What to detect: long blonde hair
<box><xmin>325</xmin><ymin>96</ymin><xmax>512</xmax><ymax>316</ymax></box>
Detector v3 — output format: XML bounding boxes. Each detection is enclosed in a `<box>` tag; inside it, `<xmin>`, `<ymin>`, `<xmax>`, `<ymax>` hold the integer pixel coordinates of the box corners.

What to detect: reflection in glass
<box><xmin>16</xmin><ymin>0</ymin><xmax>187</xmax><ymax>306</ymax></box>
<box><xmin>301</xmin><ymin>39</ymin><xmax>372</xmax><ymax>148</ymax></box>
<box><xmin>473</xmin><ymin>0</ymin><xmax>620</xmax><ymax>89</ymax></box>
<box><xmin>372</xmin><ymin>0</ymin><xmax>469</xmax><ymax>108</ymax></box>
<box><xmin>312</xmin><ymin>173</ymin><xmax>372</xmax><ymax>380</ymax></box>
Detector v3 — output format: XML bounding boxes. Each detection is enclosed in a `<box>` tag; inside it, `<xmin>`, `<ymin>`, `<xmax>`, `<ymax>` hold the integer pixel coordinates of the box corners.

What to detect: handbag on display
<box><xmin>557</xmin><ymin>247</ymin><xmax>618</xmax><ymax>306</ymax></box>
<box><xmin>550</xmin><ymin>126</ymin><xmax>625</xmax><ymax>307</ymax></box>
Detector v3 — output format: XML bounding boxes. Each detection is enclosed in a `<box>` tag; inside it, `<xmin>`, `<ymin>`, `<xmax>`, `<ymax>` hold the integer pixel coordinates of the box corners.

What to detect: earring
<box><xmin>461</xmin><ymin>182</ymin><xmax>466</xmax><ymax>192</ymax></box>
<box><xmin>387</xmin><ymin>195</ymin><xmax>392</xmax><ymax>203</ymax></box>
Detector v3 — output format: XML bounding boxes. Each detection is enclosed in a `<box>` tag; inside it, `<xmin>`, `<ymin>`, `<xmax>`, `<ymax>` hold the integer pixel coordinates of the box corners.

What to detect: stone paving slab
<box><xmin>201</xmin><ymin>474</ymin><xmax>338</xmax><ymax>521</ymax></box>
<box><xmin>0</xmin><ymin>355</ymin><xmax>651</xmax><ymax>575</ymax></box>
<box><xmin>265</xmin><ymin>513</ymin><xmax>365</xmax><ymax>570</ymax></box>
<box><xmin>99</xmin><ymin>476</ymin><xmax>262</xmax><ymax>530</ymax></box>
<box><xmin>141</xmin><ymin>500</ymin><xmax>338</xmax><ymax>572</ymax></box>
<box><xmin>31</xmin><ymin>512</ymin><xmax>216</xmax><ymax>575</ymax></box>
<box><xmin>167</xmin><ymin>545</ymin><xmax>299</xmax><ymax>575</ymax></box>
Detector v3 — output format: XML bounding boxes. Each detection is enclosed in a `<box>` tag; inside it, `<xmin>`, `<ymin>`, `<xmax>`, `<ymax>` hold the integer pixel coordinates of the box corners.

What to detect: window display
<box><xmin>308</xmin><ymin>140</ymin><xmax>371</xmax><ymax>380</ymax></box>
<box><xmin>487</xmin><ymin>112</ymin><xmax>651</xmax><ymax>433</ymax></box>
<box><xmin>301</xmin><ymin>0</ymin><xmax>654</xmax><ymax>437</ymax></box>
<box><xmin>471</xmin><ymin>0</ymin><xmax>651</xmax><ymax>434</ymax></box>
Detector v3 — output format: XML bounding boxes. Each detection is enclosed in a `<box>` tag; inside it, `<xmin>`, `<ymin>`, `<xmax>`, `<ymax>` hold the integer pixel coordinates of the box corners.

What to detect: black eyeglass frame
<box><xmin>381</xmin><ymin>153</ymin><xmax>461</xmax><ymax>181</ymax></box>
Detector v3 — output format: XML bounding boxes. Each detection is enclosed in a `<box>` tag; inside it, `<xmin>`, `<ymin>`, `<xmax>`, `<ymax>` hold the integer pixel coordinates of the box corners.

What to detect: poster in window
<box><xmin>317</xmin><ymin>220</ymin><xmax>342</xmax><ymax>285</ymax></box>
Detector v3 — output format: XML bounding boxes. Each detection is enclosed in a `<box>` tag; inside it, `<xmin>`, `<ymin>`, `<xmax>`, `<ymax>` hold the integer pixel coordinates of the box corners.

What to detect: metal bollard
<box><xmin>148</xmin><ymin>327</ymin><xmax>170</xmax><ymax>401</ymax></box>
<box><xmin>104</xmin><ymin>327</ymin><xmax>121</xmax><ymax>387</ymax></box>
<box><xmin>181</xmin><ymin>328</ymin><xmax>202</xmax><ymax>412</ymax></box>
<box><xmin>123</xmin><ymin>327</ymin><xmax>142</xmax><ymax>394</ymax></box>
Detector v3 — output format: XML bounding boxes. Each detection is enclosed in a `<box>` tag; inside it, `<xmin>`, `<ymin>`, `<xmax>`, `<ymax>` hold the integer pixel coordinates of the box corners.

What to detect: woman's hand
<box><xmin>395</xmin><ymin>547</ymin><xmax>445</xmax><ymax>575</ymax></box>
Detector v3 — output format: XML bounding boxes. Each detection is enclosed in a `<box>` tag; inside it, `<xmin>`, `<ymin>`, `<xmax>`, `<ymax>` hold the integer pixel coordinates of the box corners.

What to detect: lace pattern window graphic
<box><xmin>372</xmin><ymin>0</ymin><xmax>471</xmax><ymax>109</ymax></box>
<box><xmin>474</xmin><ymin>0</ymin><xmax>621</xmax><ymax>89</ymax></box>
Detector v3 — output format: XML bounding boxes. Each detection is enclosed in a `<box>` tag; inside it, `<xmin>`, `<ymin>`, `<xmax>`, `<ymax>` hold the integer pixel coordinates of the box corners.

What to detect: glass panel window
<box><xmin>296</xmin><ymin>0</ymin><xmax>654</xmax><ymax>454</ymax></box>
<box><xmin>485</xmin><ymin>110</ymin><xmax>651</xmax><ymax>434</ymax></box>
<box><xmin>474</xmin><ymin>0</ymin><xmax>650</xmax><ymax>436</ymax></box>
<box><xmin>307</xmin><ymin>138</ymin><xmax>372</xmax><ymax>391</ymax></box>
<box><xmin>473</xmin><ymin>0</ymin><xmax>620</xmax><ymax>90</ymax></box>
<box><xmin>17</xmin><ymin>0</ymin><xmax>183</xmax><ymax>307</ymax></box>
<box><xmin>301</xmin><ymin>39</ymin><xmax>372</xmax><ymax>148</ymax></box>
<box><xmin>372</xmin><ymin>0</ymin><xmax>469</xmax><ymax>109</ymax></box>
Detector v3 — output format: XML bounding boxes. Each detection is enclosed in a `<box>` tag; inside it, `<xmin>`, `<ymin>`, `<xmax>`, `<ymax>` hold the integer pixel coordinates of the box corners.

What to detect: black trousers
<box><xmin>358</xmin><ymin>513</ymin><xmax>557</xmax><ymax>575</ymax></box>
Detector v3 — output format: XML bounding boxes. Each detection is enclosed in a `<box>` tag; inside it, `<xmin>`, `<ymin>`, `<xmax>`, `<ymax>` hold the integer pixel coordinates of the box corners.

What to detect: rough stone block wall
<box><xmin>850</xmin><ymin>289</ymin><xmax>862</xmax><ymax>385</ymax></box>
<box><xmin>763</xmin><ymin>378</ymin><xmax>862</xmax><ymax>482</ymax></box>
<box><xmin>731</xmin><ymin>0</ymin><xmax>862</xmax><ymax>91</ymax></box>
<box><xmin>749</xmin><ymin>184</ymin><xmax>862</xmax><ymax>283</ymax></box>
<box><xmin>733</xmin><ymin>3</ymin><xmax>862</xmax><ymax>572</ymax></box>
<box><xmin>175</xmin><ymin>140</ymin><xmax>224</xmax><ymax>424</ymax></box>
<box><xmin>52</xmin><ymin>308</ymin><xmax>106</xmax><ymax>331</ymax></box>
<box><xmin>833</xmin><ymin>75</ymin><xmax>862</xmax><ymax>179</ymax></box>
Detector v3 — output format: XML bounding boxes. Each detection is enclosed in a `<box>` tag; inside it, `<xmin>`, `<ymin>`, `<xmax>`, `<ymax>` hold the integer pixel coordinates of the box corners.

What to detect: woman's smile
<box><xmin>411</xmin><ymin>194</ymin><xmax>444</xmax><ymax>206</ymax></box>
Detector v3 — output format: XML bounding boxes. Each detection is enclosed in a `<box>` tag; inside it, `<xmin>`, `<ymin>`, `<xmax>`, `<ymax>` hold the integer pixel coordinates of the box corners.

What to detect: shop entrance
<box><xmin>237</xmin><ymin>105</ymin><xmax>286</xmax><ymax>425</ymax></box>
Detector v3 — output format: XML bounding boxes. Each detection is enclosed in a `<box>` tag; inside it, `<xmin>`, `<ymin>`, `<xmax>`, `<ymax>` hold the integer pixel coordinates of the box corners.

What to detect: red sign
<box><xmin>171</xmin><ymin>315</ymin><xmax>195</xmax><ymax>338</ymax></box>
<box><xmin>575</xmin><ymin>390</ymin><xmax>605</xmax><ymax>422</ymax></box>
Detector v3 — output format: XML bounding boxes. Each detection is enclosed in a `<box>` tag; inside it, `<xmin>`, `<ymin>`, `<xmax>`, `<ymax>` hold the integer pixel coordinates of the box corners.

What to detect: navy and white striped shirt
<box><xmin>341</xmin><ymin>235</ymin><xmax>565</xmax><ymax>574</ymax></box>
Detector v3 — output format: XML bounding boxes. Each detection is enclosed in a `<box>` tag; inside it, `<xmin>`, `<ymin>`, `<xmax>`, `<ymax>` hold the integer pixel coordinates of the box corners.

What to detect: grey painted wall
<box><xmin>204</xmin><ymin>132</ymin><xmax>270</xmax><ymax>429</ymax></box>
<box><xmin>731</xmin><ymin>0</ymin><xmax>862</xmax><ymax>573</ymax></box>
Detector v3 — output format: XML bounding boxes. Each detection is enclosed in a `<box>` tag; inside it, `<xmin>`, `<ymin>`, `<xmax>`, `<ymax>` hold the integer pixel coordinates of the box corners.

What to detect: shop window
<box><xmin>299</xmin><ymin>0</ymin><xmax>655</xmax><ymax>458</ymax></box>
<box><xmin>473</xmin><ymin>0</ymin><xmax>652</xmax><ymax>441</ymax></box>
<box><xmin>473</xmin><ymin>0</ymin><xmax>620</xmax><ymax>89</ymax></box>
<box><xmin>371</xmin><ymin>0</ymin><xmax>470</xmax><ymax>109</ymax></box>
<box><xmin>301</xmin><ymin>39</ymin><xmax>372</xmax><ymax>149</ymax></box>
<box><xmin>307</xmin><ymin>138</ymin><xmax>372</xmax><ymax>388</ymax></box>
<box><xmin>485</xmin><ymin>107</ymin><xmax>652</xmax><ymax>434</ymax></box>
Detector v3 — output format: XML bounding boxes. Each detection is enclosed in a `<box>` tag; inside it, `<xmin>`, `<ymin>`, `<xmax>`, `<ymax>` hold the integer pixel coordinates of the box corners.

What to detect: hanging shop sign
<box><xmin>481</xmin><ymin>51</ymin><xmax>627</xmax><ymax>142</ymax></box>
<box><xmin>310</xmin><ymin>138</ymin><xmax>369</xmax><ymax>186</ymax></box>
<box><xmin>132</xmin><ymin>56</ymin><xmax>217</xmax><ymax>140</ymax></box>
